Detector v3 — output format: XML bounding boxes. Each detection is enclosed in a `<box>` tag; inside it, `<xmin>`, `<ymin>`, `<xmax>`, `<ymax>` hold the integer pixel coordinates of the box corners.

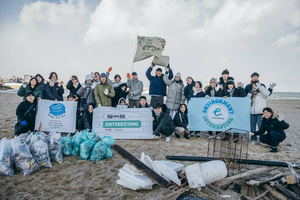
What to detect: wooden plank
<box><xmin>241</xmin><ymin>181</ymin><xmax>249</xmax><ymax>196</ymax></box>
<box><xmin>162</xmin><ymin>188</ymin><xmax>189</xmax><ymax>200</ymax></box>
<box><xmin>247</xmin><ymin>173</ymin><xmax>284</xmax><ymax>187</ymax></box>
<box><xmin>111</xmin><ymin>144</ymin><xmax>170</xmax><ymax>188</ymax></box>
<box><xmin>258</xmin><ymin>187</ymin><xmax>271</xmax><ymax>200</ymax></box>
<box><xmin>262</xmin><ymin>184</ymin><xmax>287</xmax><ymax>200</ymax></box>
<box><xmin>288</xmin><ymin>184</ymin><xmax>300</xmax><ymax>197</ymax></box>
<box><xmin>271</xmin><ymin>181</ymin><xmax>300</xmax><ymax>200</ymax></box>
<box><xmin>253</xmin><ymin>191</ymin><xmax>269</xmax><ymax>200</ymax></box>
<box><xmin>214</xmin><ymin>167</ymin><xmax>276</xmax><ymax>187</ymax></box>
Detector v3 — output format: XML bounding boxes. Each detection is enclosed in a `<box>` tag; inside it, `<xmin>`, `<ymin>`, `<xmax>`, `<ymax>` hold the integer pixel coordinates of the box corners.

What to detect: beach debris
<box><xmin>47</xmin><ymin>132</ymin><xmax>63</xmax><ymax>164</ymax></box>
<box><xmin>72</xmin><ymin>130</ymin><xmax>82</xmax><ymax>156</ymax></box>
<box><xmin>247</xmin><ymin>173</ymin><xmax>284</xmax><ymax>187</ymax></box>
<box><xmin>0</xmin><ymin>138</ymin><xmax>14</xmax><ymax>176</ymax></box>
<box><xmin>262</xmin><ymin>184</ymin><xmax>288</xmax><ymax>200</ymax></box>
<box><xmin>270</xmin><ymin>181</ymin><xmax>300</xmax><ymax>200</ymax></box>
<box><xmin>61</xmin><ymin>133</ymin><xmax>73</xmax><ymax>156</ymax></box>
<box><xmin>11</xmin><ymin>137</ymin><xmax>39</xmax><ymax>176</ymax></box>
<box><xmin>286</xmin><ymin>174</ymin><xmax>299</xmax><ymax>184</ymax></box>
<box><xmin>214</xmin><ymin>167</ymin><xmax>276</xmax><ymax>187</ymax></box>
<box><xmin>161</xmin><ymin>188</ymin><xmax>190</xmax><ymax>200</ymax></box>
<box><xmin>288</xmin><ymin>184</ymin><xmax>300</xmax><ymax>197</ymax></box>
<box><xmin>90</xmin><ymin>136</ymin><xmax>114</xmax><ymax>161</ymax></box>
<box><xmin>80</xmin><ymin>140</ymin><xmax>96</xmax><ymax>160</ymax></box>
<box><xmin>30</xmin><ymin>139</ymin><xmax>52</xmax><ymax>168</ymax></box>
<box><xmin>185</xmin><ymin>160</ymin><xmax>227</xmax><ymax>189</ymax></box>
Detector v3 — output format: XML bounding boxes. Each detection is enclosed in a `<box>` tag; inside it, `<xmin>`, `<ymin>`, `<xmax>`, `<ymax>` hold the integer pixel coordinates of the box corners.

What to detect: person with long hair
<box><xmin>17</xmin><ymin>77</ymin><xmax>42</xmax><ymax>101</ymax></box>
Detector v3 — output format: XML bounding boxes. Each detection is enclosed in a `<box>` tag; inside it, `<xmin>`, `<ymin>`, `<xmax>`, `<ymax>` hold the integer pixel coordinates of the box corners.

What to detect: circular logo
<box><xmin>49</xmin><ymin>103</ymin><xmax>66</xmax><ymax>116</ymax></box>
<box><xmin>207</xmin><ymin>104</ymin><xmax>229</xmax><ymax>124</ymax></box>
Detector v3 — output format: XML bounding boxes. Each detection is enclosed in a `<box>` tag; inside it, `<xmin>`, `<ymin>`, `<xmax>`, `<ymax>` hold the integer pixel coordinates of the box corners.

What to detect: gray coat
<box><xmin>163</xmin><ymin>75</ymin><xmax>185</xmax><ymax>111</ymax></box>
<box><xmin>76</xmin><ymin>86</ymin><xmax>96</xmax><ymax>112</ymax></box>
<box><xmin>127</xmin><ymin>78</ymin><xmax>143</xmax><ymax>100</ymax></box>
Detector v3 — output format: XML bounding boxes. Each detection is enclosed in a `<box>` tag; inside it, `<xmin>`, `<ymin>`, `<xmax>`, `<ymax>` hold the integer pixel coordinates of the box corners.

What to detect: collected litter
<box><xmin>30</xmin><ymin>139</ymin><xmax>52</xmax><ymax>168</ymax></box>
<box><xmin>0</xmin><ymin>138</ymin><xmax>14</xmax><ymax>176</ymax></box>
<box><xmin>61</xmin><ymin>133</ymin><xmax>73</xmax><ymax>156</ymax></box>
<box><xmin>47</xmin><ymin>132</ymin><xmax>63</xmax><ymax>164</ymax></box>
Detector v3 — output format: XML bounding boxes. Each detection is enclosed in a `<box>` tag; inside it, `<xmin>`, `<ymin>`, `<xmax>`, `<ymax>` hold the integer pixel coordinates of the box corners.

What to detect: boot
<box><xmin>175</xmin><ymin>132</ymin><xmax>181</xmax><ymax>138</ymax></box>
<box><xmin>269</xmin><ymin>148</ymin><xmax>278</xmax><ymax>153</ymax></box>
<box><xmin>184</xmin><ymin>133</ymin><xmax>190</xmax><ymax>140</ymax></box>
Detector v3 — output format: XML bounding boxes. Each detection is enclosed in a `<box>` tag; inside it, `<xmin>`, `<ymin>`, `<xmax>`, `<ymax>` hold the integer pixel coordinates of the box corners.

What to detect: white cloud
<box><xmin>271</xmin><ymin>32</ymin><xmax>300</xmax><ymax>50</ymax></box>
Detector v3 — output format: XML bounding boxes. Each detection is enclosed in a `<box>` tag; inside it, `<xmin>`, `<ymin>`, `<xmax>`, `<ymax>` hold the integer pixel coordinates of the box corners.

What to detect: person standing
<box><xmin>218</xmin><ymin>69</ymin><xmax>234</xmax><ymax>97</ymax></box>
<box><xmin>126</xmin><ymin>72</ymin><xmax>143</xmax><ymax>108</ymax></box>
<box><xmin>76</xmin><ymin>74</ymin><xmax>96</xmax><ymax>112</ymax></box>
<box><xmin>94</xmin><ymin>73</ymin><xmax>115</xmax><ymax>107</ymax></box>
<box><xmin>224</xmin><ymin>80</ymin><xmax>246</xmax><ymax>97</ymax></box>
<box><xmin>173</xmin><ymin>104</ymin><xmax>190</xmax><ymax>139</ymax></box>
<box><xmin>111</xmin><ymin>83</ymin><xmax>128</xmax><ymax>107</ymax></box>
<box><xmin>247</xmin><ymin>81</ymin><xmax>270</xmax><ymax>140</ymax></box>
<box><xmin>35</xmin><ymin>74</ymin><xmax>45</xmax><ymax>97</ymax></box>
<box><xmin>15</xmin><ymin>92</ymin><xmax>37</xmax><ymax>135</ymax></box>
<box><xmin>17</xmin><ymin>77</ymin><xmax>42</xmax><ymax>101</ymax></box>
<box><xmin>245</xmin><ymin>72</ymin><xmax>276</xmax><ymax>95</ymax></box>
<box><xmin>146</xmin><ymin>61</ymin><xmax>173</xmax><ymax>107</ymax></box>
<box><xmin>184</xmin><ymin>77</ymin><xmax>195</xmax><ymax>100</ymax></box>
<box><xmin>66</xmin><ymin>75</ymin><xmax>81</xmax><ymax>96</ymax></box>
<box><xmin>92</xmin><ymin>72</ymin><xmax>101</xmax><ymax>88</ymax></box>
<box><xmin>153</xmin><ymin>103</ymin><xmax>175</xmax><ymax>143</ymax></box>
<box><xmin>106</xmin><ymin>67</ymin><xmax>123</xmax><ymax>87</ymax></box>
<box><xmin>164</xmin><ymin>72</ymin><xmax>185</xmax><ymax>118</ymax></box>
<box><xmin>251</xmin><ymin>107</ymin><xmax>289</xmax><ymax>152</ymax></box>
<box><xmin>44</xmin><ymin>72</ymin><xmax>64</xmax><ymax>101</ymax></box>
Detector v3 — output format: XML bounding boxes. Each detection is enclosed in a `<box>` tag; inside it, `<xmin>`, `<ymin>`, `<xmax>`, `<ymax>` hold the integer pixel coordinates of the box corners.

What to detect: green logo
<box><xmin>103</xmin><ymin>121</ymin><xmax>141</xmax><ymax>128</ymax></box>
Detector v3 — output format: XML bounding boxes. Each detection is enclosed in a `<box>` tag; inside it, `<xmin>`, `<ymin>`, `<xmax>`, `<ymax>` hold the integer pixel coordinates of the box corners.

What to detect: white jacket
<box><xmin>248</xmin><ymin>86</ymin><xmax>270</xmax><ymax>115</ymax></box>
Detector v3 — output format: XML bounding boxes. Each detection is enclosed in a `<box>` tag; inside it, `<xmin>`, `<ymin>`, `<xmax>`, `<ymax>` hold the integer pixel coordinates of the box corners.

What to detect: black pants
<box><xmin>16</xmin><ymin>123</ymin><xmax>34</xmax><ymax>136</ymax></box>
<box><xmin>150</xmin><ymin>96</ymin><xmax>164</xmax><ymax>107</ymax></box>
<box><xmin>153</xmin><ymin>121</ymin><xmax>173</xmax><ymax>137</ymax></box>
<box><xmin>259</xmin><ymin>131</ymin><xmax>285</xmax><ymax>148</ymax></box>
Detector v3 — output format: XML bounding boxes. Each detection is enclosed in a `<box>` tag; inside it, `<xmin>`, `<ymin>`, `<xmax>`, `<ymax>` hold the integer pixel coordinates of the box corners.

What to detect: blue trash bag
<box><xmin>86</xmin><ymin>130</ymin><xmax>96</xmax><ymax>141</ymax></box>
<box><xmin>93</xmin><ymin>135</ymin><xmax>101</xmax><ymax>143</ymax></box>
<box><xmin>101</xmin><ymin>136</ymin><xmax>115</xmax><ymax>146</ymax></box>
<box><xmin>72</xmin><ymin>131</ymin><xmax>82</xmax><ymax>156</ymax></box>
<box><xmin>80</xmin><ymin>140</ymin><xmax>96</xmax><ymax>160</ymax></box>
<box><xmin>105</xmin><ymin>147</ymin><xmax>113</xmax><ymax>158</ymax></box>
<box><xmin>61</xmin><ymin>133</ymin><xmax>73</xmax><ymax>156</ymax></box>
<box><xmin>79</xmin><ymin>130</ymin><xmax>89</xmax><ymax>145</ymax></box>
<box><xmin>0</xmin><ymin>138</ymin><xmax>14</xmax><ymax>176</ymax></box>
<box><xmin>90</xmin><ymin>141</ymin><xmax>108</xmax><ymax>162</ymax></box>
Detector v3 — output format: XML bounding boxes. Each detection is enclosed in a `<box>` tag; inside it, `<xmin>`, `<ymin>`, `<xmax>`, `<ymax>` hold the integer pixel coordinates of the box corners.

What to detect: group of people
<box><xmin>15</xmin><ymin>61</ymin><xmax>289</xmax><ymax>152</ymax></box>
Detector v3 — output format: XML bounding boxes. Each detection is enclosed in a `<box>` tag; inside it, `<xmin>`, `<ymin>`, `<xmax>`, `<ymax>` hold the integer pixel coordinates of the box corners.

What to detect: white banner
<box><xmin>133</xmin><ymin>36</ymin><xmax>166</xmax><ymax>62</ymax></box>
<box><xmin>93</xmin><ymin>107</ymin><xmax>153</xmax><ymax>139</ymax></box>
<box><xmin>35</xmin><ymin>100</ymin><xmax>77</xmax><ymax>133</ymax></box>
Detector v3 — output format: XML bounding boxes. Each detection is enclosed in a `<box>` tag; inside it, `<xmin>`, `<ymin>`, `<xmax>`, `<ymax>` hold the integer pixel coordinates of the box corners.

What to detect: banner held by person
<box><xmin>35</xmin><ymin>100</ymin><xmax>77</xmax><ymax>133</ymax></box>
<box><xmin>188</xmin><ymin>97</ymin><xmax>250</xmax><ymax>132</ymax></box>
<box><xmin>133</xmin><ymin>36</ymin><xmax>166</xmax><ymax>62</ymax></box>
<box><xmin>93</xmin><ymin>107</ymin><xmax>153</xmax><ymax>139</ymax></box>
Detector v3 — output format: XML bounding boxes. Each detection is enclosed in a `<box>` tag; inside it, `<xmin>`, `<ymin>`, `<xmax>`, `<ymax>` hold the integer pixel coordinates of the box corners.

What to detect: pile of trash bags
<box><xmin>0</xmin><ymin>130</ymin><xmax>115</xmax><ymax>177</ymax></box>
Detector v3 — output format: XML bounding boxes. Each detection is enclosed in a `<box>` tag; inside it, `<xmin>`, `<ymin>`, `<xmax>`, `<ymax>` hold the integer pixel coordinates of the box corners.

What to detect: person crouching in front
<box><xmin>152</xmin><ymin>102</ymin><xmax>175</xmax><ymax>143</ymax></box>
<box><xmin>173</xmin><ymin>104</ymin><xmax>190</xmax><ymax>140</ymax></box>
<box><xmin>82</xmin><ymin>103</ymin><xmax>95</xmax><ymax>131</ymax></box>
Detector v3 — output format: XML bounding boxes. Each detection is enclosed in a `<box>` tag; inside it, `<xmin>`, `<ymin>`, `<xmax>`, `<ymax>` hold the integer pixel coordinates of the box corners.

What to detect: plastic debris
<box><xmin>72</xmin><ymin>131</ymin><xmax>82</xmax><ymax>156</ymax></box>
<box><xmin>30</xmin><ymin>140</ymin><xmax>52</xmax><ymax>168</ymax></box>
<box><xmin>90</xmin><ymin>141</ymin><xmax>107</xmax><ymax>162</ymax></box>
<box><xmin>101</xmin><ymin>136</ymin><xmax>115</xmax><ymax>146</ymax></box>
<box><xmin>0</xmin><ymin>138</ymin><xmax>14</xmax><ymax>176</ymax></box>
<box><xmin>80</xmin><ymin>140</ymin><xmax>96</xmax><ymax>160</ymax></box>
<box><xmin>47</xmin><ymin>132</ymin><xmax>63</xmax><ymax>164</ymax></box>
<box><xmin>61</xmin><ymin>133</ymin><xmax>73</xmax><ymax>156</ymax></box>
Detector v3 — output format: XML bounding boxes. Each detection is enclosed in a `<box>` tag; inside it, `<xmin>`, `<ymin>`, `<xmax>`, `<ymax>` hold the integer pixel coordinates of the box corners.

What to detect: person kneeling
<box><xmin>252</xmin><ymin>107</ymin><xmax>289</xmax><ymax>153</ymax></box>
<box><xmin>15</xmin><ymin>92</ymin><xmax>37</xmax><ymax>136</ymax></box>
<box><xmin>153</xmin><ymin>103</ymin><xmax>175</xmax><ymax>142</ymax></box>
<box><xmin>82</xmin><ymin>103</ymin><xmax>95</xmax><ymax>131</ymax></box>
<box><xmin>173</xmin><ymin>104</ymin><xmax>190</xmax><ymax>139</ymax></box>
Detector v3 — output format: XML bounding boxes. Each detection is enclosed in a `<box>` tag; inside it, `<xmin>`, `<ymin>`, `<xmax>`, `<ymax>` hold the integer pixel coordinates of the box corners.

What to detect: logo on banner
<box><xmin>49</xmin><ymin>103</ymin><xmax>66</xmax><ymax>118</ymax></box>
<box><xmin>202</xmin><ymin>99</ymin><xmax>234</xmax><ymax>129</ymax></box>
<box><xmin>103</xmin><ymin>121</ymin><xmax>141</xmax><ymax>128</ymax></box>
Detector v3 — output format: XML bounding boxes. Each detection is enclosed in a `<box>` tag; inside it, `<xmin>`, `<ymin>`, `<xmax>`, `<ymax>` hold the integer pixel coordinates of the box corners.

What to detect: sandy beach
<box><xmin>0</xmin><ymin>92</ymin><xmax>299</xmax><ymax>200</ymax></box>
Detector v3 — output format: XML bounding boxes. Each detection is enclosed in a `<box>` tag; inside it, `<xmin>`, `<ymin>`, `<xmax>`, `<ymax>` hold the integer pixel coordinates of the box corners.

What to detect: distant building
<box><xmin>24</xmin><ymin>74</ymin><xmax>34</xmax><ymax>82</ymax></box>
<box><xmin>10</xmin><ymin>76</ymin><xmax>22</xmax><ymax>83</ymax></box>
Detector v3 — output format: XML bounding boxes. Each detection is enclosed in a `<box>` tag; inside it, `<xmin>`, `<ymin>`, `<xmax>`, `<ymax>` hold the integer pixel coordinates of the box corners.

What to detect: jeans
<box><xmin>259</xmin><ymin>131</ymin><xmax>286</xmax><ymax>148</ymax></box>
<box><xmin>153</xmin><ymin>121</ymin><xmax>173</xmax><ymax>137</ymax></box>
<box><xmin>150</xmin><ymin>96</ymin><xmax>164</xmax><ymax>107</ymax></box>
<box><xmin>129</xmin><ymin>99</ymin><xmax>140</xmax><ymax>108</ymax></box>
<box><xmin>251</xmin><ymin>114</ymin><xmax>263</xmax><ymax>133</ymax></box>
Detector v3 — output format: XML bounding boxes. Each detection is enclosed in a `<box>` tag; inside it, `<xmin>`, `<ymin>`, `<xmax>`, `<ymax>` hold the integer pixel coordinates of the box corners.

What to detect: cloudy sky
<box><xmin>0</xmin><ymin>0</ymin><xmax>299</xmax><ymax>92</ymax></box>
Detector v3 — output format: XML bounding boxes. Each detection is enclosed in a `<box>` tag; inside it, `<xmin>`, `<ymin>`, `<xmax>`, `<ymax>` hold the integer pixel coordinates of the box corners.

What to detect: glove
<box><xmin>205</xmin><ymin>95</ymin><xmax>209</xmax><ymax>98</ymax></box>
<box><xmin>255</xmin><ymin>82</ymin><xmax>261</xmax><ymax>89</ymax></box>
<box><xmin>21</xmin><ymin>120</ymin><xmax>27</xmax><ymax>126</ymax></box>
<box><xmin>166</xmin><ymin>64</ymin><xmax>170</xmax><ymax>70</ymax></box>
<box><xmin>215</xmin><ymin>84</ymin><xmax>222</xmax><ymax>91</ymax></box>
<box><xmin>278</xmin><ymin>113</ymin><xmax>285</xmax><ymax>121</ymax></box>
<box><xmin>186</xmin><ymin>126</ymin><xmax>191</xmax><ymax>130</ymax></box>
<box><xmin>269</xmin><ymin>83</ymin><xmax>276</xmax><ymax>89</ymax></box>
<box><xmin>108</xmin><ymin>67</ymin><xmax>112</xmax><ymax>72</ymax></box>
<box><xmin>126</xmin><ymin>73</ymin><xmax>131</xmax><ymax>79</ymax></box>
<box><xmin>98</xmin><ymin>104</ymin><xmax>102</xmax><ymax>107</ymax></box>
<box><xmin>103</xmin><ymin>88</ymin><xmax>109</xmax><ymax>95</ymax></box>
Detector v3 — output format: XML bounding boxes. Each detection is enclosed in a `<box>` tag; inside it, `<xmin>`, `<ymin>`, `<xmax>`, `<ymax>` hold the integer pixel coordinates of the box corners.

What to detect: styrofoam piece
<box><xmin>118</xmin><ymin>168</ymin><xmax>155</xmax><ymax>188</ymax></box>
<box><xmin>152</xmin><ymin>161</ymin><xmax>181</xmax><ymax>186</ymax></box>
<box><xmin>123</xmin><ymin>164</ymin><xmax>144</xmax><ymax>176</ymax></box>
<box><xmin>153</xmin><ymin>55</ymin><xmax>169</xmax><ymax>67</ymax></box>
<box><xmin>117</xmin><ymin>178</ymin><xmax>153</xmax><ymax>190</ymax></box>
<box><xmin>185</xmin><ymin>160</ymin><xmax>227</xmax><ymax>188</ymax></box>
<box><xmin>141</xmin><ymin>152</ymin><xmax>153</xmax><ymax>170</ymax></box>
<box><xmin>155</xmin><ymin>160</ymin><xmax>184</xmax><ymax>173</ymax></box>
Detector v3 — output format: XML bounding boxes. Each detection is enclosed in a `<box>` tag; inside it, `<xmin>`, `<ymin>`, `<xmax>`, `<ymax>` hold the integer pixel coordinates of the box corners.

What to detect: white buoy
<box><xmin>185</xmin><ymin>160</ymin><xmax>227</xmax><ymax>189</ymax></box>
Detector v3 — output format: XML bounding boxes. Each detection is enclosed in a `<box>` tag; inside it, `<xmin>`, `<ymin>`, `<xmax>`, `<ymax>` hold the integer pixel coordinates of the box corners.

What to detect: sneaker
<box><xmin>190</xmin><ymin>132</ymin><xmax>195</xmax><ymax>137</ymax></box>
<box><xmin>175</xmin><ymin>133</ymin><xmax>181</xmax><ymax>138</ymax></box>
<box><xmin>152</xmin><ymin>135</ymin><xmax>161</xmax><ymax>139</ymax></box>
<box><xmin>166</xmin><ymin>137</ymin><xmax>171</xmax><ymax>142</ymax></box>
<box><xmin>196</xmin><ymin>133</ymin><xmax>201</xmax><ymax>138</ymax></box>
<box><xmin>269</xmin><ymin>148</ymin><xmax>278</xmax><ymax>153</ymax></box>
<box><xmin>251</xmin><ymin>141</ymin><xmax>257</xmax><ymax>145</ymax></box>
<box><xmin>184</xmin><ymin>134</ymin><xmax>190</xmax><ymax>140</ymax></box>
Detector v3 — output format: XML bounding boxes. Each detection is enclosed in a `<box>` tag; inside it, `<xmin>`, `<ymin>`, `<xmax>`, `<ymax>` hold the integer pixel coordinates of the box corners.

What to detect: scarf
<box><xmin>227</xmin><ymin>88</ymin><xmax>234</xmax><ymax>97</ymax></box>
<box><xmin>251</xmin><ymin>90</ymin><xmax>258</xmax><ymax>106</ymax></box>
<box><xmin>210</xmin><ymin>89</ymin><xmax>215</xmax><ymax>97</ymax></box>
<box><xmin>73</xmin><ymin>82</ymin><xmax>79</xmax><ymax>89</ymax></box>
<box><xmin>193</xmin><ymin>87</ymin><xmax>202</xmax><ymax>96</ymax></box>
<box><xmin>49</xmin><ymin>79</ymin><xmax>57</xmax><ymax>87</ymax></box>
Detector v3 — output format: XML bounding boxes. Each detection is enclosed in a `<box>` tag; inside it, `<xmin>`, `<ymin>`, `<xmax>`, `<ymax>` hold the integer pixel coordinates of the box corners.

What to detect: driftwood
<box><xmin>253</xmin><ymin>191</ymin><xmax>269</xmax><ymax>200</ymax></box>
<box><xmin>262</xmin><ymin>184</ymin><xmax>287</xmax><ymax>200</ymax></box>
<box><xmin>258</xmin><ymin>187</ymin><xmax>271</xmax><ymax>200</ymax></box>
<box><xmin>214</xmin><ymin>167</ymin><xmax>276</xmax><ymax>187</ymax></box>
<box><xmin>271</xmin><ymin>181</ymin><xmax>300</xmax><ymax>200</ymax></box>
<box><xmin>247</xmin><ymin>173</ymin><xmax>284</xmax><ymax>187</ymax></box>
<box><xmin>162</xmin><ymin>188</ymin><xmax>189</xmax><ymax>200</ymax></box>
<box><xmin>288</xmin><ymin>184</ymin><xmax>300</xmax><ymax>197</ymax></box>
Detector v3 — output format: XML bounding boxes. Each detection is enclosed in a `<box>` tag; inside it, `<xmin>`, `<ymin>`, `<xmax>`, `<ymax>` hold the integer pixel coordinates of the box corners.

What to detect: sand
<box><xmin>0</xmin><ymin>93</ymin><xmax>299</xmax><ymax>200</ymax></box>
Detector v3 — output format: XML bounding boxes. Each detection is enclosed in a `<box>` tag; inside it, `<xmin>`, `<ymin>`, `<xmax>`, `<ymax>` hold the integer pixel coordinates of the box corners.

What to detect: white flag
<box><xmin>133</xmin><ymin>36</ymin><xmax>166</xmax><ymax>63</ymax></box>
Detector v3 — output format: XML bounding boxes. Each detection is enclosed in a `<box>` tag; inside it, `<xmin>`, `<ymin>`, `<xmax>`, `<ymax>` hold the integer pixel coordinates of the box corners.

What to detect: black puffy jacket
<box><xmin>173</xmin><ymin>104</ymin><xmax>188</xmax><ymax>128</ymax></box>
<box><xmin>66</xmin><ymin>80</ymin><xmax>82</xmax><ymax>96</ymax></box>
<box><xmin>184</xmin><ymin>80</ymin><xmax>195</xmax><ymax>99</ymax></box>
<box><xmin>153</xmin><ymin>105</ymin><xmax>175</xmax><ymax>135</ymax></box>
<box><xmin>16</xmin><ymin>100</ymin><xmax>37</xmax><ymax>131</ymax></box>
<box><xmin>218</xmin><ymin>76</ymin><xmax>234</xmax><ymax>96</ymax></box>
<box><xmin>111</xmin><ymin>83</ymin><xmax>128</xmax><ymax>107</ymax></box>
<box><xmin>44</xmin><ymin>82</ymin><xmax>64</xmax><ymax>101</ymax></box>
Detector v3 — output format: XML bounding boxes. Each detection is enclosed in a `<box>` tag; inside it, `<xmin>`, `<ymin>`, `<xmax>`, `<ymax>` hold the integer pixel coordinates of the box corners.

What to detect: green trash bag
<box><xmin>90</xmin><ymin>141</ymin><xmax>108</xmax><ymax>162</ymax></box>
<box><xmin>80</xmin><ymin>140</ymin><xmax>96</xmax><ymax>160</ymax></box>
<box><xmin>86</xmin><ymin>130</ymin><xmax>96</xmax><ymax>141</ymax></box>
<box><xmin>72</xmin><ymin>131</ymin><xmax>82</xmax><ymax>156</ymax></box>
<box><xmin>105</xmin><ymin>147</ymin><xmax>113</xmax><ymax>158</ymax></box>
<box><xmin>101</xmin><ymin>136</ymin><xmax>115</xmax><ymax>146</ymax></box>
<box><xmin>61</xmin><ymin>133</ymin><xmax>73</xmax><ymax>156</ymax></box>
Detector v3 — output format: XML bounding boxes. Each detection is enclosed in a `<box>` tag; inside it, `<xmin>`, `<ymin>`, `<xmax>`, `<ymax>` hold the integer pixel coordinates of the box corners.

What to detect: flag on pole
<box><xmin>133</xmin><ymin>36</ymin><xmax>166</xmax><ymax>62</ymax></box>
